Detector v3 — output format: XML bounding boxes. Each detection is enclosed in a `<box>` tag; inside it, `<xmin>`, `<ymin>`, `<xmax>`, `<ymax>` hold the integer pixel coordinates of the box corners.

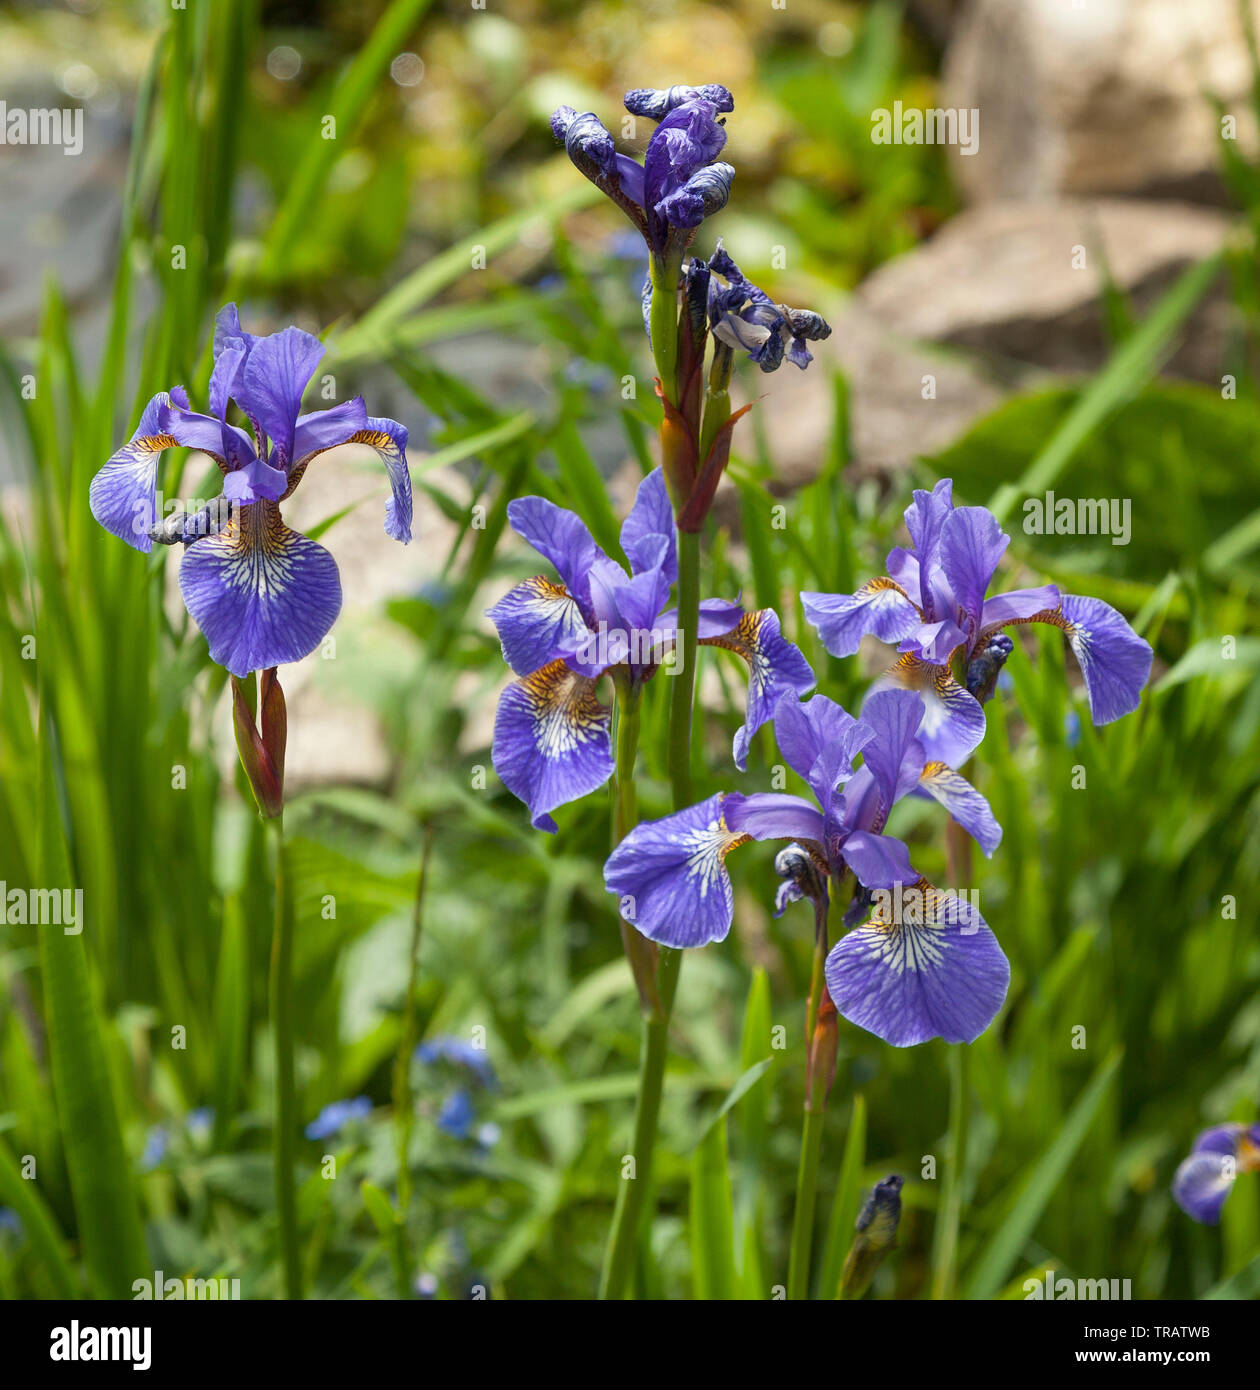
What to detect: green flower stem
<box><xmin>391</xmin><ymin>823</ymin><xmax>433</xmax><ymax>1299</ymax></box>
<box><xmin>611</xmin><ymin>678</ymin><xmax>655</xmax><ymax>1006</ymax></box>
<box><xmin>931</xmin><ymin>1042</ymin><xmax>970</xmax><ymax>1300</ymax></box>
<box><xmin>648</xmin><ymin>252</ymin><xmax>682</xmax><ymax>399</ymax></box>
<box><xmin>787</xmin><ymin>890</ymin><xmax>833</xmax><ymax>1300</ymax></box>
<box><xmin>932</xmin><ymin>814</ymin><xmax>974</xmax><ymax>1300</ymax></box>
<box><xmin>268</xmin><ymin>815</ymin><xmax>302</xmax><ymax>1300</ymax></box>
<box><xmin>667</xmin><ymin>528</ymin><xmax>701</xmax><ymax>808</ymax></box>
<box><xmin>598</xmin><ymin>945</ymin><xmax>681</xmax><ymax>1299</ymax></box>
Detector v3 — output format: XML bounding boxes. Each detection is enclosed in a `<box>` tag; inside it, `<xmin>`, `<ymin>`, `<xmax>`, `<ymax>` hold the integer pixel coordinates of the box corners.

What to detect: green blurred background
<box><xmin>0</xmin><ymin>0</ymin><xmax>1257</xmax><ymax>1300</ymax></box>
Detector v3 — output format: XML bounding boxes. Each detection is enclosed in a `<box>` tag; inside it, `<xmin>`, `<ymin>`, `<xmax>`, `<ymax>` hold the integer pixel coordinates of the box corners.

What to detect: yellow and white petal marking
<box><xmin>518</xmin><ymin>659</ymin><xmax>608</xmax><ymax>760</ymax></box>
<box><xmin>675</xmin><ymin>812</ymin><xmax>751</xmax><ymax>903</ymax></box>
<box><xmin>178</xmin><ymin>499</ymin><xmax>342</xmax><ymax>678</ymax></box>
<box><xmin>87</xmin><ymin>427</ymin><xmax>181</xmax><ymax>552</ymax></box>
<box><xmin>703</xmin><ymin>610</ymin><xmax>772</xmax><ymax>690</ymax></box>
<box><xmin>878</xmin><ymin>653</ymin><xmax>985</xmax><ymax>765</ymax></box>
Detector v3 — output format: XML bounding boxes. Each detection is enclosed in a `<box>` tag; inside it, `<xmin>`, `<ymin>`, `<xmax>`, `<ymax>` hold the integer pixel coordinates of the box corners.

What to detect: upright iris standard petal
<box><xmin>801</xmin><ymin>578</ymin><xmax>922</xmax><ymax>658</ymax></box>
<box><xmin>604</xmin><ymin>793</ymin><xmax>749</xmax><ymax>947</ymax></box>
<box><xmin>772</xmin><ymin>692</ymin><xmax>871</xmax><ymax>802</ymax></box>
<box><xmin>699</xmin><ymin>609</ymin><xmax>816</xmax><ymax>769</ymax></box>
<box><xmin>825</xmin><ymin>880</ymin><xmax>1011</xmax><ymax>1047</ymax></box>
<box><xmin>857</xmin><ymin>689</ymin><xmax>927</xmax><ymax>808</ymax></box>
<box><xmin>939</xmin><ymin>506</ymin><xmax>1010</xmax><ymax>641</ymax></box>
<box><xmin>236</xmin><ymin>325</ymin><xmax>324</xmax><ymax>465</ymax></box>
<box><xmin>491</xmin><ymin>660</ymin><xmax>613</xmax><ymax>833</ymax></box>
<box><xmin>178</xmin><ymin>501</ymin><xmax>342</xmax><ymax>678</ymax></box>
<box><xmin>487</xmin><ymin>577</ymin><xmax>589</xmax><ymax>678</ymax></box>
<box><xmin>917</xmin><ymin>761</ymin><xmax>1003</xmax><ymax>857</ymax></box>
<box><xmin>619</xmin><ymin>467</ymin><xmax>677</xmax><ymax>580</ymax></box>
<box><xmin>870</xmin><ymin>654</ymin><xmax>986</xmax><ymax>768</ymax></box>
<box><xmin>88</xmin><ymin>390</ymin><xmax>183</xmax><ymax>553</ymax></box>
<box><xmin>505</xmin><ymin>496</ymin><xmax>606</xmax><ymax>612</ymax></box>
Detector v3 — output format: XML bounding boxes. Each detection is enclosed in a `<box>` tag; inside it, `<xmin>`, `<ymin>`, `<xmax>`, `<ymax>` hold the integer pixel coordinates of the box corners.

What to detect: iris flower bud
<box><xmin>839</xmin><ymin>1175</ymin><xmax>904</xmax><ymax>1299</ymax></box>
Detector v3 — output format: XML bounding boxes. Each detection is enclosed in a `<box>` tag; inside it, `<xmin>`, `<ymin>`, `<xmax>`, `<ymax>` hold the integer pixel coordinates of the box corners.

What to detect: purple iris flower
<box><xmin>704</xmin><ymin>243</ymin><xmax>832</xmax><ymax>373</ymax></box>
<box><xmin>1171</xmin><ymin>1123</ymin><xmax>1260</xmax><ymax>1224</ymax></box>
<box><xmin>88</xmin><ymin>304</ymin><xmax>413</xmax><ymax>678</ymax></box>
<box><xmin>550</xmin><ymin>86</ymin><xmax>735</xmax><ymax>256</ymax></box>
<box><xmin>801</xmin><ymin>479</ymin><xmax>1153</xmax><ymax>765</ymax></box>
<box><xmin>604</xmin><ymin>688</ymin><xmax>1010</xmax><ymax>1047</ymax></box>
<box><xmin>487</xmin><ymin>467</ymin><xmax>814</xmax><ymax>831</ymax></box>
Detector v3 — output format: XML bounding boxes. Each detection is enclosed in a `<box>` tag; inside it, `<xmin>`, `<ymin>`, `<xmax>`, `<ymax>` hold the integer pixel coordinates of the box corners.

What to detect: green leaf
<box><xmin>962</xmin><ymin>1050</ymin><xmax>1121</xmax><ymax>1299</ymax></box>
<box><xmin>816</xmin><ymin>1093</ymin><xmax>867</xmax><ymax>1300</ymax></box>
<box><xmin>36</xmin><ymin>701</ymin><xmax>148</xmax><ymax>1298</ymax></box>
<box><xmin>690</xmin><ymin>1113</ymin><xmax>737</xmax><ymax>1300</ymax></box>
<box><xmin>0</xmin><ymin>1136</ymin><xmax>81</xmax><ymax>1299</ymax></box>
<box><xmin>361</xmin><ymin>1181</ymin><xmax>398</xmax><ymax>1238</ymax></box>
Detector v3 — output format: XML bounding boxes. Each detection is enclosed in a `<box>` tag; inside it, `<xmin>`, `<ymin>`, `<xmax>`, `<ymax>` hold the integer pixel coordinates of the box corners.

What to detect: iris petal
<box><xmin>917</xmin><ymin>761</ymin><xmax>1003</xmax><ymax>857</ymax></box>
<box><xmin>1171</xmin><ymin>1152</ymin><xmax>1236</xmax><ymax>1225</ymax></box>
<box><xmin>619</xmin><ymin>468</ymin><xmax>676</xmax><ymax>581</ymax></box>
<box><xmin>870</xmin><ymin>654</ymin><xmax>985</xmax><ymax>767</ymax></box>
<box><xmin>237</xmin><ymin>325</ymin><xmax>324</xmax><ymax>464</ymax></box>
<box><xmin>486</xmin><ymin>576</ymin><xmax>591</xmax><ymax>677</ymax></box>
<box><xmin>178</xmin><ymin>500</ymin><xmax>342</xmax><ymax>677</ymax></box>
<box><xmin>825</xmin><ymin>879</ymin><xmax>1010</xmax><ymax>1046</ymax></box>
<box><xmin>772</xmin><ymin>692</ymin><xmax>869</xmax><ymax>803</ymax></box>
<box><xmin>700</xmin><ymin>609</ymin><xmax>816</xmax><ymax>770</ymax></box>
<box><xmin>505</xmin><ymin>496</ymin><xmax>606</xmax><ymax>612</ymax></box>
<box><xmin>88</xmin><ymin>390</ymin><xmax>183</xmax><ymax>553</ymax></box>
<box><xmin>1046</xmin><ymin>595</ymin><xmax>1153</xmax><ymax>726</ymax></box>
<box><xmin>491</xmin><ymin>660</ymin><xmax>612</xmax><ymax>833</ymax></box>
<box><xmin>603</xmin><ymin>793</ymin><xmax>748</xmax><ymax>947</ymax></box>
<box><xmin>802</xmin><ymin>578</ymin><xmax>922</xmax><ymax>658</ymax></box>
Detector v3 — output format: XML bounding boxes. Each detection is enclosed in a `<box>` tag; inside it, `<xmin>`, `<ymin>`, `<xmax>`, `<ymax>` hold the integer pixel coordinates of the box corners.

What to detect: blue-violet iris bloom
<box><xmin>89</xmin><ymin>304</ymin><xmax>414</xmax><ymax>678</ymax></box>
<box><xmin>488</xmin><ymin>467</ymin><xmax>814</xmax><ymax>830</ymax></box>
<box><xmin>1171</xmin><ymin>1122</ymin><xmax>1260</xmax><ymax>1224</ymax></box>
<box><xmin>801</xmin><ymin>479</ymin><xmax>1152</xmax><ymax>765</ymax></box>
<box><xmin>551</xmin><ymin>86</ymin><xmax>735</xmax><ymax>257</ymax></box>
<box><xmin>604</xmin><ymin>687</ymin><xmax>1009</xmax><ymax>1046</ymax></box>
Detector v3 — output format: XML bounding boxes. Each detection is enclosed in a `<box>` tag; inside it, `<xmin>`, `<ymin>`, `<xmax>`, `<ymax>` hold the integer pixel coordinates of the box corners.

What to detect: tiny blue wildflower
<box><xmin>416</xmin><ymin>1035</ymin><xmax>497</xmax><ymax>1087</ymax></box>
<box><xmin>304</xmin><ymin>1095</ymin><xmax>372</xmax><ymax>1141</ymax></box>
<box><xmin>186</xmin><ymin>1107</ymin><xmax>215</xmax><ymax>1138</ymax></box>
<box><xmin>436</xmin><ymin>1088</ymin><xmax>476</xmax><ymax>1140</ymax></box>
<box><xmin>140</xmin><ymin>1125</ymin><xmax>169</xmax><ymax>1171</ymax></box>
